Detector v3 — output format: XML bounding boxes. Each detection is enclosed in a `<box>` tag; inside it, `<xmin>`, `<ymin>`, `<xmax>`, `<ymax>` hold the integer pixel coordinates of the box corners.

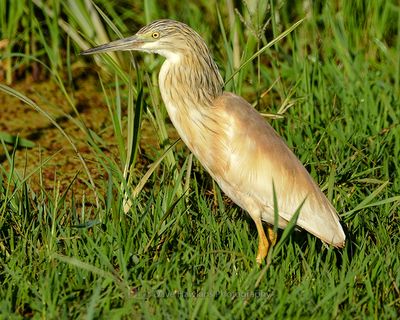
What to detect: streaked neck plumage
<box><xmin>157</xmin><ymin>35</ymin><xmax>224</xmax><ymax>109</ymax></box>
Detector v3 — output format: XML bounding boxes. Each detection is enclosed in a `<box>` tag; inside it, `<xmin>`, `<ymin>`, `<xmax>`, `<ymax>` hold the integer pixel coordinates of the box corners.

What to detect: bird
<box><xmin>81</xmin><ymin>19</ymin><xmax>345</xmax><ymax>264</ymax></box>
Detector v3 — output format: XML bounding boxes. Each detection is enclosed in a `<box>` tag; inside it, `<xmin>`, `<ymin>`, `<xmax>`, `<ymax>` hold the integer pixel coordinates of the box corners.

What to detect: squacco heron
<box><xmin>82</xmin><ymin>19</ymin><xmax>345</xmax><ymax>264</ymax></box>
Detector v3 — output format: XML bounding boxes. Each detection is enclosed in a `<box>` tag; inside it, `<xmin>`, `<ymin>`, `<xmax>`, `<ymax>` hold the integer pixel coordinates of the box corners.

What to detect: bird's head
<box><xmin>81</xmin><ymin>19</ymin><xmax>207</xmax><ymax>61</ymax></box>
<box><xmin>82</xmin><ymin>19</ymin><xmax>224</xmax><ymax>99</ymax></box>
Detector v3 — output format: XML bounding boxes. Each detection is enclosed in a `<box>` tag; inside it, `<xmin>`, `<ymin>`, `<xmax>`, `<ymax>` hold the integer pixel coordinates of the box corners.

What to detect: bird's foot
<box><xmin>255</xmin><ymin>223</ymin><xmax>277</xmax><ymax>266</ymax></box>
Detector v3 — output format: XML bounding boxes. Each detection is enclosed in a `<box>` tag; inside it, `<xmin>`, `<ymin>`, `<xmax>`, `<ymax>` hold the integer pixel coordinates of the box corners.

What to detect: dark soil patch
<box><xmin>0</xmin><ymin>72</ymin><xmax>165</xmax><ymax>204</ymax></box>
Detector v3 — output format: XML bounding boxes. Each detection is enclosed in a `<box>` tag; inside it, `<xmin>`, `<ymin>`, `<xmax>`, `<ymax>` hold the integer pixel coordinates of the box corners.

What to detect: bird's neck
<box><xmin>157</xmin><ymin>53</ymin><xmax>224</xmax><ymax>166</ymax></box>
<box><xmin>158</xmin><ymin>53</ymin><xmax>223</xmax><ymax>110</ymax></box>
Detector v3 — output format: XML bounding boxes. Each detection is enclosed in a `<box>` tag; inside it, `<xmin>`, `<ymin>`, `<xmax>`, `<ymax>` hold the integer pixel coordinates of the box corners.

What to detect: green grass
<box><xmin>1</xmin><ymin>0</ymin><xmax>400</xmax><ymax>318</ymax></box>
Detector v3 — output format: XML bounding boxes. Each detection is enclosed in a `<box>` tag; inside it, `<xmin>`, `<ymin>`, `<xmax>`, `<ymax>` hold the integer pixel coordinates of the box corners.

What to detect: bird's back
<box><xmin>201</xmin><ymin>92</ymin><xmax>346</xmax><ymax>247</ymax></box>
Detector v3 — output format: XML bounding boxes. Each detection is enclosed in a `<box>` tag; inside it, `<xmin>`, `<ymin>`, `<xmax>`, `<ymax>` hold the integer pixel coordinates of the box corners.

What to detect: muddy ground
<box><xmin>0</xmin><ymin>69</ymin><xmax>174</xmax><ymax>205</ymax></box>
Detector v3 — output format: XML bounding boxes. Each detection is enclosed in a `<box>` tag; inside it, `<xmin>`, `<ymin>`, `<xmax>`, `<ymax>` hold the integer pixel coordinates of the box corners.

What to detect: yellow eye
<box><xmin>152</xmin><ymin>32</ymin><xmax>160</xmax><ymax>39</ymax></box>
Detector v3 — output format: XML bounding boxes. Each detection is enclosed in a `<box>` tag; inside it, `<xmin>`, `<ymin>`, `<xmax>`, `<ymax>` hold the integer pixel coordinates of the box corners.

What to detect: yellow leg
<box><xmin>267</xmin><ymin>225</ymin><xmax>277</xmax><ymax>247</ymax></box>
<box><xmin>254</xmin><ymin>219</ymin><xmax>277</xmax><ymax>265</ymax></box>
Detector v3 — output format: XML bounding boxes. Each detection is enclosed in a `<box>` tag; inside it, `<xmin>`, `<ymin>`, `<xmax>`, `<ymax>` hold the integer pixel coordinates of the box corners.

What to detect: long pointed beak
<box><xmin>81</xmin><ymin>35</ymin><xmax>144</xmax><ymax>55</ymax></box>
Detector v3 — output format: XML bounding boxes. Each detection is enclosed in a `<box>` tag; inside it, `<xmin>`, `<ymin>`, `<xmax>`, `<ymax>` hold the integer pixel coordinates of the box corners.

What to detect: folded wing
<box><xmin>210</xmin><ymin>92</ymin><xmax>345</xmax><ymax>247</ymax></box>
